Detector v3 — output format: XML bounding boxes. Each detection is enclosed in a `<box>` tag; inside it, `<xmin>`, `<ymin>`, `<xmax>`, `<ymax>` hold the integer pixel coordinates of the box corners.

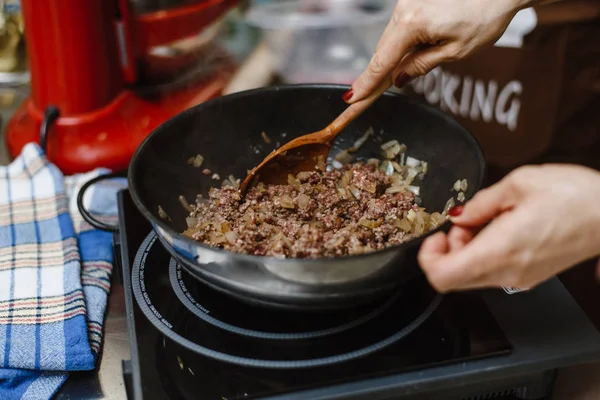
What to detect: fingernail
<box><xmin>448</xmin><ymin>205</ymin><xmax>464</xmax><ymax>217</ymax></box>
<box><xmin>394</xmin><ymin>72</ymin><xmax>413</xmax><ymax>88</ymax></box>
<box><xmin>342</xmin><ymin>89</ymin><xmax>354</xmax><ymax>102</ymax></box>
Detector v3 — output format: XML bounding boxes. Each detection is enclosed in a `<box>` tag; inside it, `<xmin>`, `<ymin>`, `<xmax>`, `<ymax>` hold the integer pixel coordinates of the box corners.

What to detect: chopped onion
<box><xmin>428</xmin><ymin>212</ymin><xmax>446</xmax><ymax>229</ymax></box>
<box><xmin>364</xmin><ymin>182</ymin><xmax>377</xmax><ymax>194</ymax></box>
<box><xmin>405</xmin><ymin>168</ymin><xmax>419</xmax><ymax>185</ymax></box>
<box><xmin>209</xmin><ymin>232</ymin><xmax>226</xmax><ymax>244</ymax></box>
<box><xmin>385</xmin><ymin>186</ymin><xmax>406</xmax><ymax>194</ymax></box>
<box><xmin>457</xmin><ymin>192</ymin><xmax>466</xmax><ymax>202</ymax></box>
<box><xmin>228</xmin><ymin>174</ymin><xmax>240</xmax><ymax>189</ymax></box>
<box><xmin>196</xmin><ymin>194</ymin><xmax>209</xmax><ymax>205</ymax></box>
<box><xmin>382</xmin><ymin>144</ymin><xmax>402</xmax><ymax>159</ymax></box>
<box><xmin>221</xmin><ymin>221</ymin><xmax>233</xmax><ymax>232</ymax></box>
<box><xmin>391</xmin><ymin>161</ymin><xmax>403</xmax><ymax>172</ymax></box>
<box><xmin>316</xmin><ymin>155</ymin><xmax>326</xmax><ymax>171</ymax></box>
<box><xmin>358</xmin><ymin>217</ymin><xmax>381</xmax><ymax>229</ymax></box>
<box><xmin>452</xmin><ymin>180</ymin><xmax>461</xmax><ymax>192</ymax></box>
<box><xmin>348</xmin><ymin>127</ymin><xmax>373</xmax><ymax>152</ymax></box>
<box><xmin>443</xmin><ymin>197</ymin><xmax>456</xmax><ymax>215</ymax></box>
<box><xmin>278</xmin><ymin>195</ymin><xmax>295</xmax><ymax>209</ymax></box>
<box><xmin>405</xmin><ymin>156</ymin><xmax>421</xmax><ymax>167</ymax></box>
<box><xmin>337</xmin><ymin>188</ymin><xmax>349</xmax><ymax>200</ymax></box>
<box><xmin>335</xmin><ymin>149</ymin><xmax>354</xmax><ymax>164</ymax></box>
<box><xmin>414</xmin><ymin>212</ymin><xmax>425</xmax><ymax>235</ymax></box>
<box><xmin>421</xmin><ymin>161</ymin><xmax>428</xmax><ymax>175</ymax></box>
<box><xmin>331</xmin><ymin>160</ymin><xmax>343</xmax><ymax>169</ymax></box>
<box><xmin>158</xmin><ymin>205</ymin><xmax>170</xmax><ymax>220</ymax></box>
<box><xmin>366</xmin><ymin>158</ymin><xmax>380</xmax><ymax>166</ymax></box>
<box><xmin>406</xmin><ymin>185</ymin><xmax>420</xmax><ymax>196</ymax></box>
<box><xmin>243</xmin><ymin>213</ymin><xmax>254</xmax><ymax>225</ymax></box>
<box><xmin>187</xmin><ymin>154</ymin><xmax>204</xmax><ymax>168</ymax></box>
<box><xmin>288</xmin><ymin>174</ymin><xmax>300</xmax><ymax>186</ymax></box>
<box><xmin>212</xmin><ymin>173</ymin><xmax>220</xmax><ymax>180</ymax></box>
<box><xmin>225</xmin><ymin>231</ymin><xmax>238</xmax><ymax>244</ymax></box>
<box><xmin>340</xmin><ymin>170</ymin><xmax>352</xmax><ymax>188</ymax></box>
<box><xmin>261</xmin><ymin>131</ymin><xmax>271</xmax><ymax>144</ymax></box>
<box><xmin>399</xmin><ymin>153</ymin><xmax>406</xmax><ymax>166</ymax></box>
<box><xmin>380</xmin><ymin>160</ymin><xmax>394</xmax><ymax>175</ymax></box>
<box><xmin>390</xmin><ymin>174</ymin><xmax>404</xmax><ymax>187</ymax></box>
<box><xmin>348</xmin><ymin>186</ymin><xmax>361</xmax><ymax>199</ymax></box>
<box><xmin>296</xmin><ymin>171</ymin><xmax>313</xmax><ymax>181</ymax></box>
<box><xmin>297</xmin><ymin>194</ymin><xmax>310</xmax><ymax>209</ymax></box>
<box><xmin>406</xmin><ymin>209</ymin><xmax>417</xmax><ymax>223</ymax></box>
<box><xmin>381</xmin><ymin>140</ymin><xmax>400</xmax><ymax>150</ymax></box>
<box><xmin>213</xmin><ymin>221</ymin><xmax>222</xmax><ymax>232</ymax></box>
<box><xmin>178</xmin><ymin>195</ymin><xmax>193</xmax><ymax>212</ymax></box>
<box><xmin>460</xmin><ymin>179</ymin><xmax>468</xmax><ymax>191</ymax></box>
<box><xmin>186</xmin><ymin>217</ymin><xmax>198</xmax><ymax>228</ymax></box>
<box><xmin>393</xmin><ymin>218</ymin><xmax>412</xmax><ymax>232</ymax></box>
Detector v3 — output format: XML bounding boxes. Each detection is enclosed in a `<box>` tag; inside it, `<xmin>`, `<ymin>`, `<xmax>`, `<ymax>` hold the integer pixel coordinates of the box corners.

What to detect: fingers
<box><xmin>419</xmin><ymin>175</ymin><xmax>526</xmax><ymax>292</ymax></box>
<box><xmin>390</xmin><ymin>45</ymin><xmax>452</xmax><ymax>87</ymax></box>
<box><xmin>345</xmin><ymin>14</ymin><xmax>414</xmax><ymax>103</ymax></box>
<box><xmin>450</xmin><ymin>179</ymin><xmax>518</xmax><ymax>228</ymax></box>
<box><xmin>419</xmin><ymin>231</ymin><xmax>449</xmax><ymax>259</ymax></box>
<box><xmin>419</xmin><ymin>219</ymin><xmax>512</xmax><ymax>292</ymax></box>
<box><xmin>418</xmin><ymin>231</ymin><xmax>457</xmax><ymax>293</ymax></box>
<box><xmin>419</xmin><ymin>237</ymin><xmax>490</xmax><ymax>292</ymax></box>
<box><xmin>447</xmin><ymin>225</ymin><xmax>476</xmax><ymax>251</ymax></box>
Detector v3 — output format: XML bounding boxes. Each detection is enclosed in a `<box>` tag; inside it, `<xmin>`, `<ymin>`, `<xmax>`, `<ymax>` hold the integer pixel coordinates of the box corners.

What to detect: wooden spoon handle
<box><xmin>323</xmin><ymin>77</ymin><xmax>393</xmax><ymax>141</ymax></box>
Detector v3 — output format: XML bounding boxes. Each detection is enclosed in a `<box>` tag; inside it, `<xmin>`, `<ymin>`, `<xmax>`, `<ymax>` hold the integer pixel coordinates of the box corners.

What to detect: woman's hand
<box><xmin>343</xmin><ymin>0</ymin><xmax>533</xmax><ymax>102</ymax></box>
<box><xmin>418</xmin><ymin>164</ymin><xmax>600</xmax><ymax>292</ymax></box>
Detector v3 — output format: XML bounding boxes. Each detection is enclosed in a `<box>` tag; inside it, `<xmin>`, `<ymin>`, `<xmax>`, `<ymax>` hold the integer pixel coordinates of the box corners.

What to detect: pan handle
<box><xmin>77</xmin><ymin>171</ymin><xmax>127</xmax><ymax>232</ymax></box>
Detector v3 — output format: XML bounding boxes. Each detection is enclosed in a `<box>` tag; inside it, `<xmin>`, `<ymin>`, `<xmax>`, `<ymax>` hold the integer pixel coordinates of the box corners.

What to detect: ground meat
<box><xmin>184</xmin><ymin>162</ymin><xmax>442</xmax><ymax>258</ymax></box>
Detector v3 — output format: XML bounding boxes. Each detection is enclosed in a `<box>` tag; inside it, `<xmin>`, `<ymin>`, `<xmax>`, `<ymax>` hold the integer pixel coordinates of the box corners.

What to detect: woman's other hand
<box><xmin>418</xmin><ymin>164</ymin><xmax>600</xmax><ymax>292</ymax></box>
<box><xmin>343</xmin><ymin>0</ymin><xmax>533</xmax><ymax>102</ymax></box>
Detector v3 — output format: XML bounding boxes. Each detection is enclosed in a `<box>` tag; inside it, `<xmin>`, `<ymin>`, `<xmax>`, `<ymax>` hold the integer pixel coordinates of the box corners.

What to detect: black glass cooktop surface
<box><xmin>118</xmin><ymin>192</ymin><xmax>512</xmax><ymax>400</ymax></box>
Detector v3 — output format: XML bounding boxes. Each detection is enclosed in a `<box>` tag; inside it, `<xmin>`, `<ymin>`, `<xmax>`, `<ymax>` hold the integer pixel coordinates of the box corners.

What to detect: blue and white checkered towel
<box><xmin>0</xmin><ymin>143</ymin><xmax>126</xmax><ymax>399</ymax></box>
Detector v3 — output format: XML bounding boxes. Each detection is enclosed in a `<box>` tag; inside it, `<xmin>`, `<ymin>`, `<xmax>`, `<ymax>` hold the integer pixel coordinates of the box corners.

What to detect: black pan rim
<box><xmin>128</xmin><ymin>83</ymin><xmax>488</xmax><ymax>265</ymax></box>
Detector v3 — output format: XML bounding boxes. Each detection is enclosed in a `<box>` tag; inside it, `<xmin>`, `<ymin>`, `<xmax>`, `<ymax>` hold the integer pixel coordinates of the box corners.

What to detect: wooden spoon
<box><xmin>240</xmin><ymin>78</ymin><xmax>392</xmax><ymax>195</ymax></box>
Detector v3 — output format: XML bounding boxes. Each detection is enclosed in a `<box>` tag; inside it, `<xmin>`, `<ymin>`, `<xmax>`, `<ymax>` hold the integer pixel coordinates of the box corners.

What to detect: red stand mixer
<box><xmin>5</xmin><ymin>0</ymin><xmax>239</xmax><ymax>174</ymax></box>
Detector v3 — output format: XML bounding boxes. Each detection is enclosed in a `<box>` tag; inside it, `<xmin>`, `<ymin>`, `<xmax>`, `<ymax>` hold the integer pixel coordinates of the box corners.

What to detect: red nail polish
<box><xmin>342</xmin><ymin>89</ymin><xmax>354</xmax><ymax>102</ymax></box>
<box><xmin>448</xmin><ymin>205</ymin><xmax>464</xmax><ymax>217</ymax></box>
<box><xmin>394</xmin><ymin>72</ymin><xmax>413</xmax><ymax>88</ymax></box>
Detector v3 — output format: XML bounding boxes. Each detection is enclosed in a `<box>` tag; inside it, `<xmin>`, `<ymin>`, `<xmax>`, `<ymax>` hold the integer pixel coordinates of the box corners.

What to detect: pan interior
<box><xmin>129</xmin><ymin>85</ymin><xmax>486</xmax><ymax>253</ymax></box>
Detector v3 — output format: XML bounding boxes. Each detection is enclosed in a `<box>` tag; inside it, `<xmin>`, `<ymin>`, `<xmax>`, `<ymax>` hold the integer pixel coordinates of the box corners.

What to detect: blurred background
<box><xmin>0</xmin><ymin>0</ymin><xmax>597</xmax><ymax>181</ymax></box>
<box><xmin>0</xmin><ymin>0</ymin><xmax>398</xmax><ymax>172</ymax></box>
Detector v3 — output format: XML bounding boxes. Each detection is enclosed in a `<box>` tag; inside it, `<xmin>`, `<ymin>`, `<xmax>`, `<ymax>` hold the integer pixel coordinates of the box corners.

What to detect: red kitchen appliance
<box><xmin>5</xmin><ymin>0</ymin><xmax>239</xmax><ymax>174</ymax></box>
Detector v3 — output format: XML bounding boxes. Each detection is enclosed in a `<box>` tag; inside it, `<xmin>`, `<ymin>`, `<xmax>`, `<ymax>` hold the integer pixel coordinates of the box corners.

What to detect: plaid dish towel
<box><xmin>0</xmin><ymin>143</ymin><xmax>126</xmax><ymax>399</ymax></box>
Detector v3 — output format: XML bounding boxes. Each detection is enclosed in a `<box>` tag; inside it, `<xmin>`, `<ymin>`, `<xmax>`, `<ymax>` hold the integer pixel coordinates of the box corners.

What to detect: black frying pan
<box><xmin>127</xmin><ymin>84</ymin><xmax>486</xmax><ymax>311</ymax></box>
